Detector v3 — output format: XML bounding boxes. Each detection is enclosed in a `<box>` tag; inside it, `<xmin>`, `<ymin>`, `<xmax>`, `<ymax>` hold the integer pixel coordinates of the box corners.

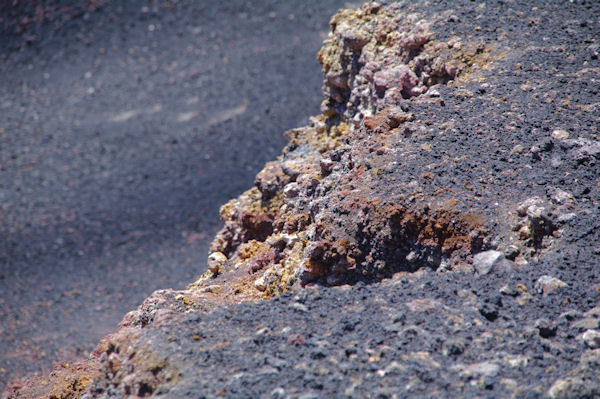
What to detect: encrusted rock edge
<box><xmin>199</xmin><ymin>2</ymin><xmax>502</xmax><ymax>300</ymax></box>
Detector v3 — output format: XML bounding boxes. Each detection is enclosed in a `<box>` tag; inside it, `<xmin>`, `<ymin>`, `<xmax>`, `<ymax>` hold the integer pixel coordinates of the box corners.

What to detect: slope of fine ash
<box><xmin>0</xmin><ymin>0</ymin><xmax>348</xmax><ymax>390</ymax></box>
<box><xmin>4</xmin><ymin>0</ymin><xmax>600</xmax><ymax>398</ymax></box>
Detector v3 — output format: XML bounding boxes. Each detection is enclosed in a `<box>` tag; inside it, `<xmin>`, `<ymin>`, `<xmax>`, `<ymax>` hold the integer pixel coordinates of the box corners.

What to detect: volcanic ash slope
<box><xmin>5</xmin><ymin>1</ymin><xmax>600</xmax><ymax>398</ymax></box>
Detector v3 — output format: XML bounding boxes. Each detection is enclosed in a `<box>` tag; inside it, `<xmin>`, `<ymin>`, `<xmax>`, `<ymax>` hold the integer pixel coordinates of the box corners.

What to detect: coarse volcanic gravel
<box><xmin>3</xmin><ymin>0</ymin><xmax>600</xmax><ymax>398</ymax></box>
<box><xmin>0</xmin><ymin>0</ymin><xmax>348</xmax><ymax>390</ymax></box>
<box><xmin>91</xmin><ymin>269</ymin><xmax>599</xmax><ymax>398</ymax></box>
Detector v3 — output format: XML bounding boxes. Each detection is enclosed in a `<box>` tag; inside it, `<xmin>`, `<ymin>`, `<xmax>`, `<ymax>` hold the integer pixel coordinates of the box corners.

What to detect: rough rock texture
<box><xmin>4</xmin><ymin>0</ymin><xmax>600</xmax><ymax>398</ymax></box>
<box><xmin>205</xmin><ymin>2</ymin><xmax>500</xmax><ymax>298</ymax></box>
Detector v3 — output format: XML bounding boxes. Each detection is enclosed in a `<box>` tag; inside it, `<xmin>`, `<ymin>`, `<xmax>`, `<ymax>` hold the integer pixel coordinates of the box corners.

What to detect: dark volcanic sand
<box><xmin>0</xmin><ymin>0</ymin><xmax>348</xmax><ymax>389</ymax></box>
<box><xmin>2</xmin><ymin>0</ymin><xmax>600</xmax><ymax>398</ymax></box>
<box><xmin>84</xmin><ymin>0</ymin><xmax>598</xmax><ymax>397</ymax></box>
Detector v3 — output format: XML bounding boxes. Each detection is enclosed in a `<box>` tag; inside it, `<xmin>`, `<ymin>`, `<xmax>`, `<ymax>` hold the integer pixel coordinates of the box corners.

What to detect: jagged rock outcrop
<box><xmin>5</xmin><ymin>1</ymin><xmax>600</xmax><ymax>398</ymax></box>
<box><xmin>203</xmin><ymin>3</ymin><xmax>499</xmax><ymax>297</ymax></box>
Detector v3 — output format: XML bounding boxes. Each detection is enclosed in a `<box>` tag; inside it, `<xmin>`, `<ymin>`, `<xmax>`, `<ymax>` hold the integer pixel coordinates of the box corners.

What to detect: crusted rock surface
<box><xmin>4</xmin><ymin>0</ymin><xmax>600</xmax><ymax>398</ymax></box>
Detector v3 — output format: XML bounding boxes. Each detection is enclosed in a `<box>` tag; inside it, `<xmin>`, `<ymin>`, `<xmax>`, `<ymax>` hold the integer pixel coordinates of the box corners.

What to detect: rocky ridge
<box><xmin>4</xmin><ymin>0</ymin><xmax>600</xmax><ymax>398</ymax></box>
<box><xmin>202</xmin><ymin>2</ymin><xmax>499</xmax><ymax>298</ymax></box>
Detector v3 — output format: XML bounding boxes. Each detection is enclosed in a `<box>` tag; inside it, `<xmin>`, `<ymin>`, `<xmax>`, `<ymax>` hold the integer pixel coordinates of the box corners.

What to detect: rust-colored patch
<box><xmin>3</xmin><ymin>360</ymin><xmax>101</xmax><ymax>399</ymax></box>
<box><xmin>364</xmin><ymin>107</ymin><xmax>415</xmax><ymax>133</ymax></box>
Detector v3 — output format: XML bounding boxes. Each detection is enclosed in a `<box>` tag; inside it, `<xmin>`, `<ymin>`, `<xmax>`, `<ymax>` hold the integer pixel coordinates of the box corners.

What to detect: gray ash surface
<box><xmin>87</xmin><ymin>0</ymin><xmax>599</xmax><ymax>398</ymax></box>
<box><xmin>3</xmin><ymin>0</ymin><xmax>600</xmax><ymax>398</ymax></box>
<box><xmin>93</xmin><ymin>270</ymin><xmax>599</xmax><ymax>398</ymax></box>
<box><xmin>0</xmin><ymin>0</ymin><xmax>348</xmax><ymax>389</ymax></box>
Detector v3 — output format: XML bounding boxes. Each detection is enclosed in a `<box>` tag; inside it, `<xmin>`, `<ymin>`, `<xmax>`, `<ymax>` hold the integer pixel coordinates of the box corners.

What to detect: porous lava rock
<box><xmin>5</xmin><ymin>1</ymin><xmax>600</xmax><ymax>398</ymax></box>
<box><xmin>204</xmin><ymin>2</ymin><xmax>499</xmax><ymax>297</ymax></box>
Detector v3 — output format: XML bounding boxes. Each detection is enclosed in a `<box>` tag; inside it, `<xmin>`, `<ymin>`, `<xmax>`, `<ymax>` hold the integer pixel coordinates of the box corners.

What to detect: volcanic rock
<box><xmin>472</xmin><ymin>250</ymin><xmax>513</xmax><ymax>277</ymax></box>
<box><xmin>535</xmin><ymin>275</ymin><xmax>568</xmax><ymax>296</ymax></box>
<box><xmin>4</xmin><ymin>1</ymin><xmax>600</xmax><ymax>398</ymax></box>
